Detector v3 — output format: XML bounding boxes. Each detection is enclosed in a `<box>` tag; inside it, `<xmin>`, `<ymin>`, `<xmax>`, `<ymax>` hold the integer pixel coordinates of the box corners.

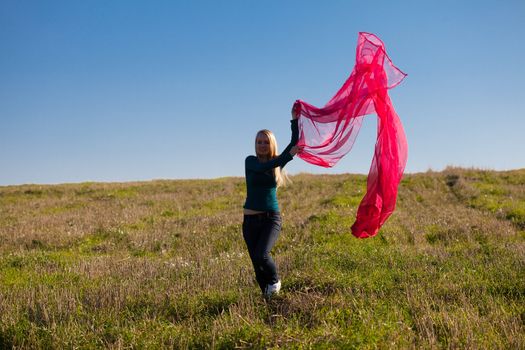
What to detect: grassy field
<box><xmin>0</xmin><ymin>168</ymin><xmax>524</xmax><ymax>349</ymax></box>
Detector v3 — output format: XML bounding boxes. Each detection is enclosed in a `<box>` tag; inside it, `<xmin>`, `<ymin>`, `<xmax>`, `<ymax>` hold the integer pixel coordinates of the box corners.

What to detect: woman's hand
<box><xmin>291</xmin><ymin>101</ymin><xmax>300</xmax><ymax>120</ymax></box>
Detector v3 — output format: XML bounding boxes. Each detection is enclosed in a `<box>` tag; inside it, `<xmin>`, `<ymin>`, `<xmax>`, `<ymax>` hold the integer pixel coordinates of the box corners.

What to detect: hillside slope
<box><xmin>0</xmin><ymin>168</ymin><xmax>524</xmax><ymax>348</ymax></box>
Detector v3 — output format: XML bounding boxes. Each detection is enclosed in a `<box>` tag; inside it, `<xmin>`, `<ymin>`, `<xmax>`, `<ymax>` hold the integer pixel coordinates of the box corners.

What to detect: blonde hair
<box><xmin>255</xmin><ymin>129</ymin><xmax>290</xmax><ymax>187</ymax></box>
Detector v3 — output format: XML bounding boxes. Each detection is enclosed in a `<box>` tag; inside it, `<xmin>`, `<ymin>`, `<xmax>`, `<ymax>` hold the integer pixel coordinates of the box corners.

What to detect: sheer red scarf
<box><xmin>294</xmin><ymin>32</ymin><xmax>407</xmax><ymax>238</ymax></box>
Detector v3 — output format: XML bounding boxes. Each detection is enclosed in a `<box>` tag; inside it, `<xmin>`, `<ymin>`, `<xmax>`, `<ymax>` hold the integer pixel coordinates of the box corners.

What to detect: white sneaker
<box><xmin>265</xmin><ymin>280</ymin><xmax>281</xmax><ymax>298</ymax></box>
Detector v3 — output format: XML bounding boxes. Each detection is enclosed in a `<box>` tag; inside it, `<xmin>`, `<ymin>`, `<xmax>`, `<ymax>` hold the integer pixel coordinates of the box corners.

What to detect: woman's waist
<box><xmin>243</xmin><ymin>209</ymin><xmax>281</xmax><ymax>218</ymax></box>
<box><xmin>243</xmin><ymin>197</ymin><xmax>279</xmax><ymax>213</ymax></box>
<box><xmin>243</xmin><ymin>208</ymin><xmax>266</xmax><ymax>215</ymax></box>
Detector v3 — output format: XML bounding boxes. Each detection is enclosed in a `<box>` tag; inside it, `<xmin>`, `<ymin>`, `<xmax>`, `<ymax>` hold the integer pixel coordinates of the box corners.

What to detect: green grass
<box><xmin>0</xmin><ymin>168</ymin><xmax>524</xmax><ymax>348</ymax></box>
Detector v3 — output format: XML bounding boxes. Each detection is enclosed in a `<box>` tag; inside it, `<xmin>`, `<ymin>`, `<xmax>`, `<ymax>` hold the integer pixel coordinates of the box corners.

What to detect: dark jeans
<box><xmin>242</xmin><ymin>212</ymin><xmax>282</xmax><ymax>293</ymax></box>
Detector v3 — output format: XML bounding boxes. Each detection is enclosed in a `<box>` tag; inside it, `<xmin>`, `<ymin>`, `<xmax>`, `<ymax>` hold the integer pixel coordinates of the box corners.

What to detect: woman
<box><xmin>242</xmin><ymin>104</ymin><xmax>300</xmax><ymax>298</ymax></box>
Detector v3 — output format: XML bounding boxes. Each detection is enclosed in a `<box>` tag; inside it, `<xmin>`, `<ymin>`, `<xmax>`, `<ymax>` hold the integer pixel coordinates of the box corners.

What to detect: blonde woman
<box><xmin>242</xmin><ymin>105</ymin><xmax>300</xmax><ymax>298</ymax></box>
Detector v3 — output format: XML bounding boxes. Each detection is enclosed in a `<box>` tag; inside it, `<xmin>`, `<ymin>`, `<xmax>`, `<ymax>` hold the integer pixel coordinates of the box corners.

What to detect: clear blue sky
<box><xmin>1</xmin><ymin>0</ymin><xmax>524</xmax><ymax>185</ymax></box>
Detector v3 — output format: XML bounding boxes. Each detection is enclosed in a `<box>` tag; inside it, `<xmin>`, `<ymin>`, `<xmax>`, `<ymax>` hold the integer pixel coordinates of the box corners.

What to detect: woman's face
<box><xmin>256</xmin><ymin>133</ymin><xmax>271</xmax><ymax>157</ymax></box>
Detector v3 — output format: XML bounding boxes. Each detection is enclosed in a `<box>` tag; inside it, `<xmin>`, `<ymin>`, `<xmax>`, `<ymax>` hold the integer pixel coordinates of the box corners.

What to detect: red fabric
<box><xmin>294</xmin><ymin>32</ymin><xmax>407</xmax><ymax>238</ymax></box>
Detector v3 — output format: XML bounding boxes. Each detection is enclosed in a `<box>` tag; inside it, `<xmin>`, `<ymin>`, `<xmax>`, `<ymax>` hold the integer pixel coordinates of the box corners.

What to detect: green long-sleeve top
<box><xmin>243</xmin><ymin>119</ymin><xmax>299</xmax><ymax>212</ymax></box>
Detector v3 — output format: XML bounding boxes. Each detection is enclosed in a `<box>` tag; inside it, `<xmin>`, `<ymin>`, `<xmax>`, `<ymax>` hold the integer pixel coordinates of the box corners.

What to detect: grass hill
<box><xmin>0</xmin><ymin>168</ymin><xmax>524</xmax><ymax>348</ymax></box>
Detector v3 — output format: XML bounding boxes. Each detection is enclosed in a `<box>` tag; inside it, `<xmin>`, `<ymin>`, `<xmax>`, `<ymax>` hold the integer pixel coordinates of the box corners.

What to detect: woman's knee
<box><xmin>254</xmin><ymin>253</ymin><xmax>271</xmax><ymax>266</ymax></box>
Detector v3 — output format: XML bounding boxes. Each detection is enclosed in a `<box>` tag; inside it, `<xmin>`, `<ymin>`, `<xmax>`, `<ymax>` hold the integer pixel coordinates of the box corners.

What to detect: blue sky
<box><xmin>1</xmin><ymin>0</ymin><xmax>524</xmax><ymax>185</ymax></box>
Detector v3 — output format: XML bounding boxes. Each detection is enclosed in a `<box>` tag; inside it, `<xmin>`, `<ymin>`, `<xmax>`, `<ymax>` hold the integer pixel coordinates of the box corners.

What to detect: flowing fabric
<box><xmin>294</xmin><ymin>32</ymin><xmax>407</xmax><ymax>238</ymax></box>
